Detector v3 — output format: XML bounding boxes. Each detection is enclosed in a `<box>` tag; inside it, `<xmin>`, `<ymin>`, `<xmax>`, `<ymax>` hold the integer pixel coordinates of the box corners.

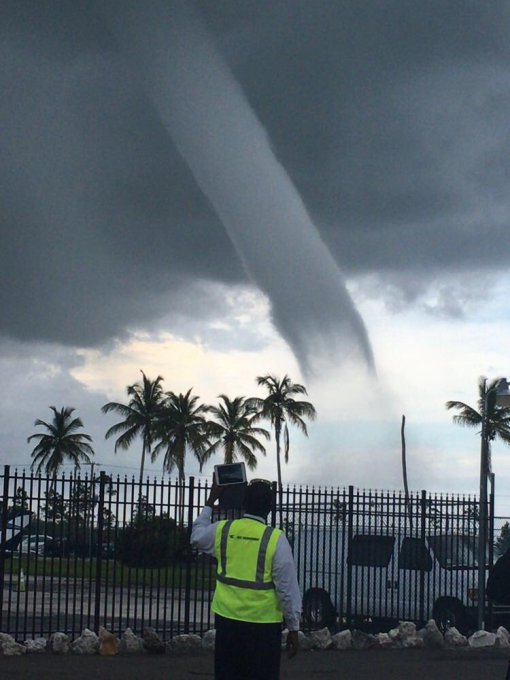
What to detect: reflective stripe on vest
<box><xmin>216</xmin><ymin>520</ymin><xmax>276</xmax><ymax>590</ymax></box>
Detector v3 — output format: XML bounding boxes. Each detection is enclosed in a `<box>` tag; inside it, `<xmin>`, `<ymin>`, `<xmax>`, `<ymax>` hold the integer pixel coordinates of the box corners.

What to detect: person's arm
<box><xmin>272</xmin><ymin>533</ymin><xmax>302</xmax><ymax>658</ymax></box>
<box><xmin>190</xmin><ymin>480</ymin><xmax>223</xmax><ymax>556</ymax></box>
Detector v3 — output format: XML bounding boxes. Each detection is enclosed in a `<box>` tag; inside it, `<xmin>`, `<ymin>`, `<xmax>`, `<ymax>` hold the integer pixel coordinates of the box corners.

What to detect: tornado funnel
<box><xmin>106</xmin><ymin>1</ymin><xmax>375</xmax><ymax>375</ymax></box>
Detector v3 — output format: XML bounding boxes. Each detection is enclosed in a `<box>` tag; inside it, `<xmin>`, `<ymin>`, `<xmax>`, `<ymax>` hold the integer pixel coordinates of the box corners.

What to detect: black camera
<box><xmin>214</xmin><ymin>462</ymin><xmax>247</xmax><ymax>486</ymax></box>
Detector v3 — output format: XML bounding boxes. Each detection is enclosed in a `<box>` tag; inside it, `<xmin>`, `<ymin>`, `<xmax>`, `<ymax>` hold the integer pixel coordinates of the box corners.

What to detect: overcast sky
<box><xmin>2</xmin><ymin>1</ymin><xmax>510</xmax><ymax>513</ymax></box>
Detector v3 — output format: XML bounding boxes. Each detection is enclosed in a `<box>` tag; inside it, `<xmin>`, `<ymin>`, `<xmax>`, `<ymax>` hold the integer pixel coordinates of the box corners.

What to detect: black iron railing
<box><xmin>0</xmin><ymin>466</ymin><xmax>492</xmax><ymax>639</ymax></box>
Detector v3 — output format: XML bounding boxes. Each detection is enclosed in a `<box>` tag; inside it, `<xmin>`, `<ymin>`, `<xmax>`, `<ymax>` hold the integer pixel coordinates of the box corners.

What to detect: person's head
<box><xmin>243</xmin><ymin>480</ymin><xmax>273</xmax><ymax>518</ymax></box>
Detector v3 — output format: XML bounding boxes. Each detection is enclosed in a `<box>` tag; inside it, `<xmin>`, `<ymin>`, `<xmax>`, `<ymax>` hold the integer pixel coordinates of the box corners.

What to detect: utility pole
<box><xmin>401</xmin><ymin>415</ymin><xmax>413</xmax><ymax>532</ymax></box>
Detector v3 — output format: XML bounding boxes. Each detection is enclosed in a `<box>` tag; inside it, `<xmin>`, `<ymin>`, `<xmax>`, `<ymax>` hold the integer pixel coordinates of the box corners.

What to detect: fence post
<box><xmin>184</xmin><ymin>476</ymin><xmax>195</xmax><ymax>634</ymax></box>
<box><xmin>489</xmin><ymin>480</ymin><xmax>495</xmax><ymax>568</ymax></box>
<box><xmin>419</xmin><ymin>489</ymin><xmax>427</xmax><ymax>626</ymax></box>
<box><xmin>346</xmin><ymin>485</ymin><xmax>354</xmax><ymax>629</ymax></box>
<box><xmin>93</xmin><ymin>471</ymin><xmax>106</xmax><ymax>633</ymax></box>
<box><xmin>0</xmin><ymin>466</ymin><xmax>10</xmax><ymax>632</ymax></box>
<box><xmin>270</xmin><ymin>482</ymin><xmax>277</xmax><ymax>528</ymax></box>
<box><xmin>488</xmin><ymin>481</ymin><xmax>495</xmax><ymax>629</ymax></box>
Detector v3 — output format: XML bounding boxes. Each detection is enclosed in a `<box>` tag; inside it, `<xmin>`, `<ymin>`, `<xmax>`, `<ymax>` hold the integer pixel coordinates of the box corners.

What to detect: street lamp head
<box><xmin>496</xmin><ymin>378</ymin><xmax>510</xmax><ymax>408</ymax></box>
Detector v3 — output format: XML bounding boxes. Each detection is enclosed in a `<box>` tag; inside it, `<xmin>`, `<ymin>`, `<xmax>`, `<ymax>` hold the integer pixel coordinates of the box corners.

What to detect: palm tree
<box><xmin>28</xmin><ymin>406</ymin><xmax>94</xmax><ymax>476</ymax></box>
<box><xmin>152</xmin><ymin>388</ymin><xmax>210</xmax><ymax>481</ymax></box>
<box><xmin>446</xmin><ymin>376</ymin><xmax>510</xmax><ymax>447</ymax></box>
<box><xmin>101</xmin><ymin>371</ymin><xmax>165</xmax><ymax>489</ymax></box>
<box><xmin>205</xmin><ymin>395</ymin><xmax>270</xmax><ymax>469</ymax></box>
<box><xmin>249</xmin><ymin>374</ymin><xmax>316</xmax><ymax>524</ymax></box>
<box><xmin>446</xmin><ymin>376</ymin><xmax>510</xmax><ymax>624</ymax></box>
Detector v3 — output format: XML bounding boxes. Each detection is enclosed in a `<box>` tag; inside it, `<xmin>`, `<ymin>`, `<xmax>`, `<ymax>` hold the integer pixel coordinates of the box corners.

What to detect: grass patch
<box><xmin>3</xmin><ymin>555</ymin><xmax>216</xmax><ymax>589</ymax></box>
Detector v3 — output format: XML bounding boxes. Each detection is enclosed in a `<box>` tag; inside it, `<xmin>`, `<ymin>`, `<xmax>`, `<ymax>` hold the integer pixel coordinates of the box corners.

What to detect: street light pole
<box><xmin>477</xmin><ymin>377</ymin><xmax>510</xmax><ymax>630</ymax></box>
<box><xmin>477</xmin><ymin>381</ymin><xmax>489</xmax><ymax>630</ymax></box>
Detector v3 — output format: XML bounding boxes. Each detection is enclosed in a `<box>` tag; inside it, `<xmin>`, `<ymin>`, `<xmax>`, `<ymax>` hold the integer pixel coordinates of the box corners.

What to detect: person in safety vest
<box><xmin>191</xmin><ymin>478</ymin><xmax>302</xmax><ymax>680</ymax></box>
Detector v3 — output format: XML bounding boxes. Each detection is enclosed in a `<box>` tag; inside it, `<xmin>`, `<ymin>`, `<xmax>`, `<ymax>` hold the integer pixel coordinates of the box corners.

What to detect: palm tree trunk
<box><xmin>225</xmin><ymin>440</ymin><xmax>234</xmax><ymax>465</ymax></box>
<box><xmin>177</xmin><ymin>445</ymin><xmax>186</xmax><ymax>526</ymax></box>
<box><xmin>139</xmin><ymin>438</ymin><xmax>147</xmax><ymax>494</ymax></box>
<box><xmin>275</xmin><ymin>419</ymin><xmax>283</xmax><ymax>528</ymax></box>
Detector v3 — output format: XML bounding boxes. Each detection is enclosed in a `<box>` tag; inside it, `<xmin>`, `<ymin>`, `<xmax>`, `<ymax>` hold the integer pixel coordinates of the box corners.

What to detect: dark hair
<box><xmin>243</xmin><ymin>482</ymin><xmax>273</xmax><ymax>518</ymax></box>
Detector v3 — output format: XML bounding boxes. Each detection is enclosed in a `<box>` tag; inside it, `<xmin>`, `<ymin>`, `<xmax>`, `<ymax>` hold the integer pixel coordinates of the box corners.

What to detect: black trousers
<box><xmin>214</xmin><ymin>614</ymin><xmax>282</xmax><ymax>680</ymax></box>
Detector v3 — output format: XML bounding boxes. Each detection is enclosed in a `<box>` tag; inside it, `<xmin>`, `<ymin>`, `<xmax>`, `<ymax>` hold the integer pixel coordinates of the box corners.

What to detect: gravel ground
<box><xmin>1</xmin><ymin>648</ymin><xmax>510</xmax><ymax>680</ymax></box>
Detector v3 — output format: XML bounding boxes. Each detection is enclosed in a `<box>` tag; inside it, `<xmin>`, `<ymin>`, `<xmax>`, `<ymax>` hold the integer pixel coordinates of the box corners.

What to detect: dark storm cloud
<box><xmin>1</xmin><ymin>1</ymin><xmax>509</xmax><ymax>350</ymax></box>
<box><xmin>0</xmin><ymin>1</ymin><xmax>242</xmax><ymax>346</ymax></box>
<box><xmin>198</xmin><ymin>0</ymin><xmax>510</xmax><ymax>274</ymax></box>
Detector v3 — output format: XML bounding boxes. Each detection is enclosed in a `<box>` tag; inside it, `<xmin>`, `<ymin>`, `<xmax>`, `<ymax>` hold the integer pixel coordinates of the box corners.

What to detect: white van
<box><xmin>295</xmin><ymin>526</ymin><xmax>479</xmax><ymax>634</ymax></box>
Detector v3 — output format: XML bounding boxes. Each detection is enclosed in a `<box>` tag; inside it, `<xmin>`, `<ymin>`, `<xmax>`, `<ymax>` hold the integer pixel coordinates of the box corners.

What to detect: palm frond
<box><xmin>447</xmin><ymin>377</ymin><xmax>510</xmax><ymax>451</ymax></box>
<box><xmin>283</xmin><ymin>423</ymin><xmax>290</xmax><ymax>463</ymax></box>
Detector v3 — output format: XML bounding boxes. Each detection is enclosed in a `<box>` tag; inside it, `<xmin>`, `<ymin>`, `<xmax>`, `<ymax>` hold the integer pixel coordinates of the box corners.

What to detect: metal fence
<box><xmin>0</xmin><ymin>466</ymin><xmax>496</xmax><ymax>640</ymax></box>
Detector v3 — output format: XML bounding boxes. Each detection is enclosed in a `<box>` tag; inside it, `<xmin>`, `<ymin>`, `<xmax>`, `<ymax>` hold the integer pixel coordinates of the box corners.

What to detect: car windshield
<box><xmin>428</xmin><ymin>534</ymin><xmax>479</xmax><ymax>569</ymax></box>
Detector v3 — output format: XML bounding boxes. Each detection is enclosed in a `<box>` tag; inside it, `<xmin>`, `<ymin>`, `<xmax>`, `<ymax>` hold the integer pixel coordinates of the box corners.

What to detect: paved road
<box><xmin>1</xmin><ymin>648</ymin><xmax>510</xmax><ymax>679</ymax></box>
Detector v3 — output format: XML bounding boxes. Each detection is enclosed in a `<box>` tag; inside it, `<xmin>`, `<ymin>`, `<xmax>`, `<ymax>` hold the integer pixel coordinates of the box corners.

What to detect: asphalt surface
<box><xmin>1</xmin><ymin>648</ymin><xmax>510</xmax><ymax>679</ymax></box>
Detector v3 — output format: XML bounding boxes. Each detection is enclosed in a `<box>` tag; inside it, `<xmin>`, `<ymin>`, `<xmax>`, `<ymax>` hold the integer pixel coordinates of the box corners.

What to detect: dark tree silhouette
<box><xmin>152</xmin><ymin>389</ymin><xmax>210</xmax><ymax>481</ymax></box>
<box><xmin>28</xmin><ymin>406</ymin><xmax>94</xmax><ymax>476</ymax></box>
<box><xmin>102</xmin><ymin>371</ymin><xmax>165</xmax><ymax>489</ymax></box>
<box><xmin>205</xmin><ymin>394</ymin><xmax>269</xmax><ymax>469</ymax></box>
<box><xmin>248</xmin><ymin>374</ymin><xmax>316</xmax><ymax>526</ymax></box>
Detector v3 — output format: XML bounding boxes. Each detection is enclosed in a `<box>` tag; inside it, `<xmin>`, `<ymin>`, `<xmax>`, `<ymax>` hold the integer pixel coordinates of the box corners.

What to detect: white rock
<box><xmin>166</xmin><ymin>634</ymin><xmax>202</xmax><ymax>655</ymax></box>
<box><xmin>388</xmin><ymin>626</ymin><xmax>400</xmax><ymax>641</ymax></box>
<box><xmin>444</xmin><ymin>627</ymin><xmax>467</xmax><ymax>647</ymax></box>
<box><xmin>297</xmin><ymin>631</ymin><xmax>312</xmax><ymax>651</ymax></box>
<box><xmin>332</xmin><ymin>629</ymin><xmax>352</xmax><ymax>650</ymax></box>
<box><xmin>351</xmin><ymin>630</ymin><xmax>378</xmax><ymax>650</ymax></box>
<box><xmin>0</xmin><ymin>633</ymin><xmax>26</xmax><ymax>656</ymax></box>
<box><xmin>24</xmin><ymin>637</ymin><xmax>47</xmax><ymax>654</ymax></box>
<box><xmin>421</xmin><ymin>620</ymin><xmax>444</xmax><ymax>648</ymax></box>
<box><xmin>468</xmin><ymin>630</ymin><xmax>497</xmax><ymax>648</ymax></box>
<box><xmin>310</xmin><ymin>627</ymin><xmax>333</xmax><ymax>649</ymax></box>
<box><xmin>398</xmin><ymin>621</ymin><xmax>417</xmax><ymax>640</ymax></box>
<box><xmin>71</xmin><ymin>628</ymin><xmax>99</xmax><ymax>655</ymax></box>
<box><xmin>444</xmin><ymin>626</ymin><xmax>467</xmax><ymax>647</ymax></box>
<box><xmin>396</xmin><ymin>621</ymin><xmax>420</xmax><ymax>648</ymax></box>
<box><xmin>201</xmin><ymin>629</ymin><xmax>216</xmax><ymax>651</ymax></box>
<box><xmin>119</xmin><ymin>628</ymin><xmax>145</xmax><ymax>655</ymax></box>
<box><xmin>402</xmin><ymin>635</ymin><xmax>424</xmax><ymax>648</ymax></box>
<box><xmin>377</xmin><ymin>632</ymin><xmax>395</xmax><ymax>648</ymax></box>
<box><xmin>49</xmin><ymin>632</ymin><xmax>70</xmax><ymax>655</ymax></box>
<box><xmin>496</xmin><ymin>626</ymin><xmax>510</xmax><ymax>648</ymax></box>
<box><xmin>143</xmin><ymin>627</ymin><xmax>165</xmax><ymax>654</ymax></box>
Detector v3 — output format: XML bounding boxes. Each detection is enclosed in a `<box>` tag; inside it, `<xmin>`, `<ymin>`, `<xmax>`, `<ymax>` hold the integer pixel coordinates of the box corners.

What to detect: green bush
<box><xmin>116</xmin><ymin>516</ymin><xmax>188</xmax><ymax>568</ymax></box>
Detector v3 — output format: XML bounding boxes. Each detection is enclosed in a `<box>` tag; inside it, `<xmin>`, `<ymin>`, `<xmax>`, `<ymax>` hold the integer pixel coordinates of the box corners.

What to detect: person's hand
<box><xmin>205</xmin><ymin>478</ymin><xmax>223</xmax><ymax>507</ymax></box>
<box><xmin>286</xmin><ymin>630</ymin><xmax>299</xmax><ymax>659</ymax></box>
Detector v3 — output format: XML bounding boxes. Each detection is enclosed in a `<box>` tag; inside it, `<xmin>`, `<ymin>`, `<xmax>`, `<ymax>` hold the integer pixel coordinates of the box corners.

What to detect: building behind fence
<box><xmin>0</xmin><ymin>466</ymin><xmax>501</xmax><ymax>640</ymax></box>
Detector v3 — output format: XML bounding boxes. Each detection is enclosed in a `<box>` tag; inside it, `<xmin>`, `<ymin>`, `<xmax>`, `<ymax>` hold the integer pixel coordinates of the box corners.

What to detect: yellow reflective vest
<box><xmin>212</xmin><ymin>517</ymin><xmax>283</xmax><ymax>623</ymax></box>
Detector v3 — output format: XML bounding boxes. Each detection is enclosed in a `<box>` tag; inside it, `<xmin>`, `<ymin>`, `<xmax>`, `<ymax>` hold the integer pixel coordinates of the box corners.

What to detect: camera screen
<box><xmin>215</xmin><ymin>463</ymin><xmax>246</xmax><ymax>485</ymax></box>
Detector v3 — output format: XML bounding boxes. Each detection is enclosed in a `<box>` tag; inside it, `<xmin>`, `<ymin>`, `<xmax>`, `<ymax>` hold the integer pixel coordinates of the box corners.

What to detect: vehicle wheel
<box><xmin>433</xmin><ymin>598</ymin><xmax>469</xmax><ymax>635</ymax></box>
<box><xmin>302</xmin><ymin>587</ymin><xmax>336</xmax><ymax>631</ymax></box>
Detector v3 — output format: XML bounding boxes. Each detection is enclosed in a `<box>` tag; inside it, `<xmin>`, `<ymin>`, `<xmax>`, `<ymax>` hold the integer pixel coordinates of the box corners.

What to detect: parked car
<box><xmin>18</xmin><ymin>535</ymin><xmax>72</xmax><ymax>557</ymax></box>
<box><xmin>19</xmin><ymin>535</ymin><xmax>53</xmax><ymax>555</ymax></box>
<box><xmin>297</xmin><ymin>527</ymin><xmax>480</xmax><ymax>635</ymax></box>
